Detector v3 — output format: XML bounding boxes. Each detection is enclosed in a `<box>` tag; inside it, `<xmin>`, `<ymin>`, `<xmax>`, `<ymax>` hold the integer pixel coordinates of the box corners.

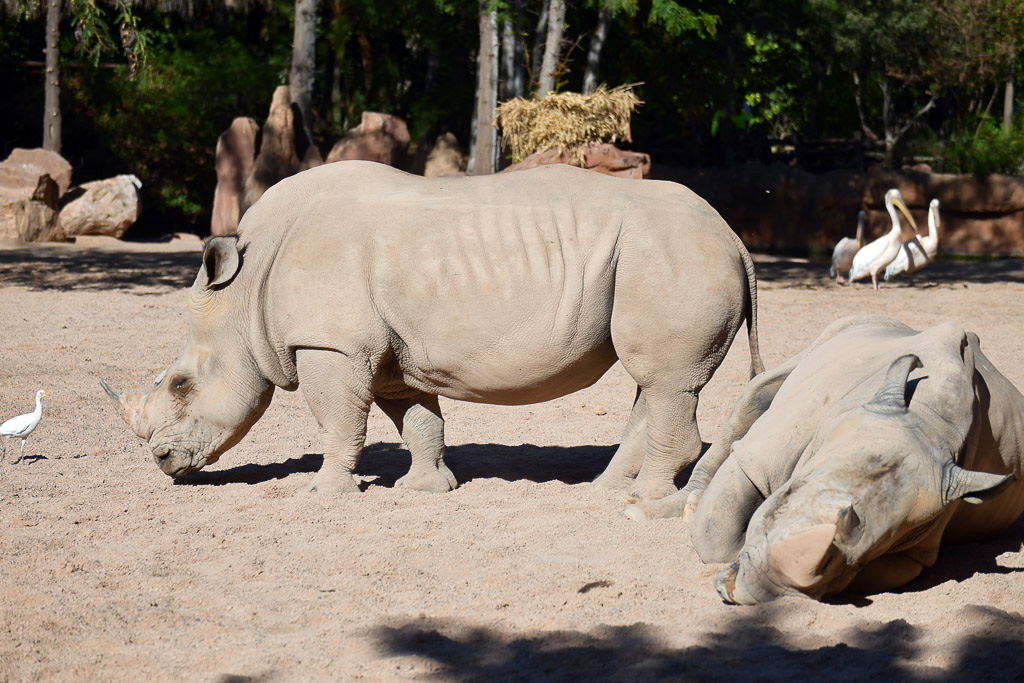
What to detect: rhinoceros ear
<box><xmin>867</xmin><ymin>354</ymin><xmax>923</xmax><ymax>414</ymax></box>
<box><xmin>942</xmin><ymin>461</ymin><xmax>1016</xmax><ymax>505</ymax></box>
<box><xmin>202</xmin><ymin>236</ymin><xmax>241</xmax><ymax>289</ymax></box>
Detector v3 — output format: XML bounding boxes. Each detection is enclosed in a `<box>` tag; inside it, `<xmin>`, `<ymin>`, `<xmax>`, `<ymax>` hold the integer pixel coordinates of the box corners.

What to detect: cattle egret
<box><xmin>830</xmin><ymin>210</ymin><xmax>866</xmax><ymax>284</ymax></box>
<box><xmin>884</xmin><ymin>198</ymin><xmax>940</xmax><ymax>285</ymax></box>
<box><xmin>1</xmin><ymin>390</ymin><xmax>50</xmax><ymax>463</ymax></box>
<box><xmin>848</xmin><ymin>189</ymin><xmax>917</xmax><ymax>289</ymax></box>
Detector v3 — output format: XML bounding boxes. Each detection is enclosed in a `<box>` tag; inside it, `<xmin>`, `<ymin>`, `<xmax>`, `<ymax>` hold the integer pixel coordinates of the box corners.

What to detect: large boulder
<box><xmin>59</xmin><ymin>175</ymin><xmax>142</xmax><ymax>238</ymax></box>
<box><xmin>4</xmin><ymin>148</ymin><xmax>73</xmax><ymax>197</ymax></box>
<box><xmin>326</xmin><ymin>111</ymin><xmax>410</xmax><ymax>168</ymax></box>
<box><xmin>241</xmin><ymin>86</ymin><xmax>323</xmax><ymax>215</ymax></box>
<box><xmin>211</xmin><ymin>117</ymin><xmax>259</xmax><ymax>236</ymax></box>
<box><xmin>0</xmin><ymin>154</ymin><xmax>64</xmax><ymax>242</ymax></box>
<box><xmin>501</xmin><ymin>143</ymin><xmax>651</xmax><ymax>179</ymax></box>
<box><xmin>423</xmin><ymin>133</ymin><xmax>468</xmax><ymax>178</ymax></box>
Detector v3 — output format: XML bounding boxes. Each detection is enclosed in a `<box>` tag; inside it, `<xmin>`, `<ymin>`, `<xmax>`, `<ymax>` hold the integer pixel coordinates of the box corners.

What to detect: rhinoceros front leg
<box><xmin>375</xmin><ymin>394</ymin><xmax>458</xmax><ymax>493</ymax></box>
<box><xmin>297</xmin><ymin>348</ymin><xmax>373</xmax><ymax>495</ymax></box>
<box><xmin>592</xmin><ymin>388</ymin><xmax>647</xmax><ymax>491</ymax></box>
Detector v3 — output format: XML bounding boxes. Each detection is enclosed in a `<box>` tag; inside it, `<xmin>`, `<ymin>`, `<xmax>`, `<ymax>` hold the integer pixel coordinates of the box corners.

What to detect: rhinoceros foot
<box><xmin>624</xmin><ymin>487</ymin><xmax>697</xmax><ymax>521</ymax></box>
<box><xmin>591</xmin><ymin>470</ymin><xmax>636</xmax><ymax>492</ymax></box>
<box><xmin>303</xmin><ymin>471</ymin><xmax>361</xmax><ymax>495</ymax></box>
<box><xmin>396</xmin><ymin>464</ymin><xmax>458</xmax><ymax>493</ymax></box>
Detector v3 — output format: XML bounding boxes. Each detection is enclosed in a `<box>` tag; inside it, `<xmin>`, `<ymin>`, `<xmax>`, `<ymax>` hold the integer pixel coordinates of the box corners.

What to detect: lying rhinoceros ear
<box><xmin>202</xmin><ymin>236</ymin><xmax>241</xmax><ymax>289</ymax></box>
<box><xmin>942</xmin><ymin>461</ymin><xmax>1017</xmax><ymax>505</ymax></box>
<box><xmin>867</xmin><ymin>354</ymin><xmax>923</xmax><ymax>414</ymax></box>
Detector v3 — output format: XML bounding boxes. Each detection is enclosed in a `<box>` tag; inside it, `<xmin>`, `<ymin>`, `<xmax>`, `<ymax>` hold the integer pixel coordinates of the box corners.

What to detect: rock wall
<box><xmin>655</xmin><ymin>164</ymin><xmax>1024</xmax><ymax>255</ymax></box>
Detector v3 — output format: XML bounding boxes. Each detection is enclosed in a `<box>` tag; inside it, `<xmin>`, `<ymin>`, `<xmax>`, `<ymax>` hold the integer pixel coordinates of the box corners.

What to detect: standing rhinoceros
<box><xmin>102</xmin><ymin>161</ymin><xmax>763</xmax><ymax>501</ymax></box>
<box><xmin>629</xmin><ymin>315</ymin><xmax>1024</xmax><ymax>602</ymax></box>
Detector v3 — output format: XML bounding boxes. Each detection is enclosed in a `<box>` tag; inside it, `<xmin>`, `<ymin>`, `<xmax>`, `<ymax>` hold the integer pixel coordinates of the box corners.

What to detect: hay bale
<box><xmin>494</xmin><ymin>85</ymin><xmax>642</xmax><ymax>165</ymax></box>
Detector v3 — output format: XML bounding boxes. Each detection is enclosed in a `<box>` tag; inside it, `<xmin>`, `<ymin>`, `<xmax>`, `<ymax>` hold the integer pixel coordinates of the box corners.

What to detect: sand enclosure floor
<box><xmin>1</xmin><ymin>237</ymin><xmax>1023</xmax><ymax>681</ymax></box>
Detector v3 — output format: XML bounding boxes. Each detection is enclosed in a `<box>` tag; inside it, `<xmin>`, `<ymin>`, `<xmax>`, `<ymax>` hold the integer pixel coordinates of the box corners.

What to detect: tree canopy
<box><xmin>4</xmin><ymin>0</ymin><xmax>1024</xmax><ymax>236</ymax></box>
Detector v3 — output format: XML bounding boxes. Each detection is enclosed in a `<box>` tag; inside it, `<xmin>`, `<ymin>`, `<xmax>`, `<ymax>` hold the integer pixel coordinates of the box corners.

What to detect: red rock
<box><xmin>501</xmin><ymin>143</ymin><xmax>651</xmax><ymax>179</ymax></box>
<box><xmin>424</xmin><ymin>133</ymin><xmax>467</xmax><ymax>178</ymax></box>
<box><xmin>211</xmin><ymin>117</ymin><xmax>259</xmax><ymax>236</ymax></box>
<box><xmin>326</xmin><ymin>112</ymin><xmax>411</xmax><ymax>168</ymax></box>
<box><xmin>5</xmin><ymin>148</ymin><xmax>73</xmax><ymax>197</ymax></box>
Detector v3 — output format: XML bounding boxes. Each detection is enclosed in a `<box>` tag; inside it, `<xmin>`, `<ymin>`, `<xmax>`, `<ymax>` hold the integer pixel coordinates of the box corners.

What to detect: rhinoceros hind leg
<box><xmin>377</xmin><ymin>394</ymin><xmax>458</xmax><ymax>493</ymax></box>
<box><xmin>626</xmin><ymin>389</ymin><xmax>701</xmax><ymax>501</ymax></box>
<box><xmin>593</xmin><ymin>388</ymin><xmax>647</xmax><ymax>491</ymax></box>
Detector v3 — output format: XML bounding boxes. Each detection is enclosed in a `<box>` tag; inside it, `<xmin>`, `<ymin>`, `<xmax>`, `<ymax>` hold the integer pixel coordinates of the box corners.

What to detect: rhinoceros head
<box><xmin>102</xmin><ymin>237</ymin><xmax>274</xmax><ymax>477</ymax></box>
<box><xmin>716</xmin><ymin>353</ymin><xmax>1015</xmax><ymax>605</ymax></box>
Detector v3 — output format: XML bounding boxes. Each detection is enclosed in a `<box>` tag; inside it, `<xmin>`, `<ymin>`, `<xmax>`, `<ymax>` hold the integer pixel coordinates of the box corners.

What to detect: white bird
<box><xmin>848</xmin><ymin>188</ymin><xmax>917</xmax><ymax>290</ymax></box>
<box><xmin>830</xmin><ymin>210</ymin><xmax>866</xmax><ymax>284</ymax></box>
<box><xmin>884</xmin><ymin>198</ymin><xmax>940</xmax><ymax>285</ymax></box>
<box><xmin>1</xmin><ymin>390</ymin><xmax>50</xmax><ymax>463</ymax></box>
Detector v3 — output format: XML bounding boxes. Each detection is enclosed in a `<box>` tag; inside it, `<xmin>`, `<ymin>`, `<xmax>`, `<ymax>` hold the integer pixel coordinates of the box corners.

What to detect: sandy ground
<box><xmin>1</xmin><ymin>236</ymin><xmax>1023</xmax><ymax>681</ymax></box>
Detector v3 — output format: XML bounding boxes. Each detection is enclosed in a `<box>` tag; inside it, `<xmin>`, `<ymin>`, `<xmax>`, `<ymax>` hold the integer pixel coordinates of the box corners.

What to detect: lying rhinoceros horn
<box><xmin>100</xmin><ymin>380</ymin><xmax>150</xmax><ymax>439</ymax></box>
<box><xmin>867</xmin><ymin>354</ymin><xmax>923</xmax><ymax>414</ymax></box>
<box><xmin>942</xmin><ymin>460</ymin><xmax>1016</xmax><ymax>505</ymax></box>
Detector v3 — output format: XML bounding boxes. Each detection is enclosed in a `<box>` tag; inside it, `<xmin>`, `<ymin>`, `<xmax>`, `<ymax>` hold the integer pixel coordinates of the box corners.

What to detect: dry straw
<box><xmin>494</xmin><ymin>84</ymin><xmax>643</xmax><ymax>165</ymax></box>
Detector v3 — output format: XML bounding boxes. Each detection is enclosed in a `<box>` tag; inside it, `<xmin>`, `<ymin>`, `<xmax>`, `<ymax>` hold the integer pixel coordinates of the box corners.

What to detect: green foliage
<box><xmin>943</xmin><ymin>118</ymin><xmax>1024</xmax><ymax>176</ymax></box>
<box><xmin>63</xmin><ymin>15</ymin><xmax>287</xmax><ymax>231</ymax></box>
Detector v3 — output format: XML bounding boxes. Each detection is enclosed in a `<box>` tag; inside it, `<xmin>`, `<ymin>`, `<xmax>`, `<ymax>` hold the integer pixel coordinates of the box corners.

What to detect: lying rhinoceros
<box><xmin>102</xmin><ymin>161</ymin><xmax>763</xmax><ymax>500</ymax></box>
<box><xmin>628</xmin><ymin>315</ymin><xmax>1023</xmax><ymax>602</ymax></box>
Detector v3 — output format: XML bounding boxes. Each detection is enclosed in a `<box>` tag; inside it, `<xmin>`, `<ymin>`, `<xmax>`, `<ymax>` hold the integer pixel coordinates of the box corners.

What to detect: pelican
<box><xmin>884</xmin><ymin>198</ymin><xmax>940</xmax><ymax>285</ymax></box>
<box><xmin>1</xmin><ymin>390</ymin><xmax>50</xmax><ymax>463</ymax></box>
<box><xmin>830</xmin><ymin>210</ymin><xmax>866</xmax><ymax>283</ymax></box>
<box><xmin>848</xmin><ymin>189</ymin><xmax>917</xmax><ymax>289</ymax></box>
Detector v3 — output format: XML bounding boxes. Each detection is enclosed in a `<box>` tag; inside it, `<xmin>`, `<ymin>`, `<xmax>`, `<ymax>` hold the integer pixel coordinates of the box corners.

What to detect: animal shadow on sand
<box><xmin>370</xmin><ymin>603</ymin><xmax>1024</xmax><ymax>682</ymax></box>
<box><xmin>171</xmin><ymin>442</ymin><xmax>708</xmax><ymax>490</ymax></box>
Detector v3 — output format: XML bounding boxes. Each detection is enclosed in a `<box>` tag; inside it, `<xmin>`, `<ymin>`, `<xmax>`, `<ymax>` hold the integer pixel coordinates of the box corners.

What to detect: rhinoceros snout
<box><xmin>151</xmin><ymin>444</ymin><xmax>200</xmax><ymax>477</ymax></box>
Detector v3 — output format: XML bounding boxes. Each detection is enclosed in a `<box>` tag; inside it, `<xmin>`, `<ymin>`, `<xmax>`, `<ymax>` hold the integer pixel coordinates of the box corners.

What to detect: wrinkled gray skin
<box><xmin>103</xmin><ymin>161</ymin><xmax>763</xmax><ymax>501</ymax></box>
<box><xmin>627</xmin><ymin>315</ymin><xmax>1024</xmax><ymax>603</ymax></box>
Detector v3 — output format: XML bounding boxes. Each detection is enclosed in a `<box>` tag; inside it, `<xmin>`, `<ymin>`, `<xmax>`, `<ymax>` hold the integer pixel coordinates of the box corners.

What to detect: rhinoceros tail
<box><xmin>727</xmin><ymin>228</ymin><xmax>765</xmax><ymax>378</ymax></box>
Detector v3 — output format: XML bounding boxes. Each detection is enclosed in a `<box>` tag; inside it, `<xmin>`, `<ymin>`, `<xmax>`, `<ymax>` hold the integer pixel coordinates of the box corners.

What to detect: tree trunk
<box><xmin>471</xmin><ymin>4</ymin><xmax>498</xmax><ymax>175</ymax></box>
<box><xmin>530</xmin><ymin>0</ymin><xmax>550</xmax><ymax>87</ymax></box>
<box><xmin>537</xmin><ymin>0</ymin><xmax>565</xmax><ymax>98</ymax></box>
<box><xmin>582</xmin><ymin>5</ymin><xmax>611</xmax><ymax>95</ymax></box>
<box><xmin>290</xmin><ymin>0</ymin><xmax>318</xmax><ymax>146</ymax></box>
<box><xmin>43</xmin><ymin>0</ymin><xmax>61</xmax><ymax>153</ymax></box>
<box><xmin>501</xmin><ymin>15</ymin><xmax>517</xmax><ymax>101</ymax></box>
<box><xmin>1004</xmin><ymin>45</ymin><xmax>1016</xmax><ymax>131</ymax></box>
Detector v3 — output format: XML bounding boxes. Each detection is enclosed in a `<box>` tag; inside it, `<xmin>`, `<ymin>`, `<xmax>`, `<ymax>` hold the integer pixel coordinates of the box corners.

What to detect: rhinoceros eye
<box><xmin>170</xmin><ymin>375</ymin><xmax>192</xmax><ymax>393</ymax></box>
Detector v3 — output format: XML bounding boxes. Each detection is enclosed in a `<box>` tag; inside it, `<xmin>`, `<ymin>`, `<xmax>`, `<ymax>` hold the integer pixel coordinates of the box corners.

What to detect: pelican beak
<box><xmin>893</xmin><ymin>194</ymin><xmax>918</xmax><ymax>232</ymax></box>
<box><xmin>40</xmin><ymin>391</ymin><xmax>51</xmax><ymax>396</ymax></box>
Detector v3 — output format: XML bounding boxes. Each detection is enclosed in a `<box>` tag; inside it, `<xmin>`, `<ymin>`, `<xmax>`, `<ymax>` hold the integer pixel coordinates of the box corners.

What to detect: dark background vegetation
<box><xmin>4</xmin><ymin>0</ymin><xmax>1024</xmax><ymax>238</ymax></box>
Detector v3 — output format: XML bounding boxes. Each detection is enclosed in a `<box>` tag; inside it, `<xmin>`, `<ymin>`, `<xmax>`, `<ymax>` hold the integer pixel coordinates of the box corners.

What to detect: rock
<box><xmin>501</xmin><ymin>143</ymin><xmax>651</xmax><ymax>179</ymax></box>
<box><xmin>0</xmin><ymin>156</ymin><xmax>64</xmax><ymax>242</ymax></box>
<box><xmin>424</xmin><ymin>133</ymin><xmax>468</xmax><ymax>178</ymax></box>
<box><xmin>59</xmin><ymin>175</ymin><xmax>142</xmax><ymax>238</ymax></box>
<box><xmin>326</xmin><ymin>111</ymin><xmax>410</xmax><ymax>168</ymax></box>
<box><xmin>211</xmin><ymin>117</ymin><xmax>259</xmax><ymax>236</ymax></box>
<box><xmin>5</xmin><ymin>148</ymin><xmax>73</xmax><ymax>197</ymax></box>
<box><xmin>242</xmin><ymin>86</ymin><xmax>324</xmax><ymax>215</ymax></box>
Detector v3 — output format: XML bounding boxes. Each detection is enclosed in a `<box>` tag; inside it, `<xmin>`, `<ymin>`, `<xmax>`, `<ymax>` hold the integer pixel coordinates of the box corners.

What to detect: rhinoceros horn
<box><xmin>867</xmin><ymin>354</ymin><xmax>923</xmax><ymax>414</ymax></box>
<box><xmin>100</xmin><ymin>380</ymin><xmax>150</xmax><ymax>439</ymax></box>
<box><xmin>942</xmin><ymin>460</ymin><xmax>1016</xmax><ymax>505</ymax></box>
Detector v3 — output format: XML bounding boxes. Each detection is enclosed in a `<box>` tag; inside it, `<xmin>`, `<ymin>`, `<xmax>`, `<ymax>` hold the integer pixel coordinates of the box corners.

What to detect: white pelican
<box><xmin>884</xmin><ymin>198</ymin><xmax>940</xmax><ymax>285</ymax></box>
<box><xmin>830</xmin><ymin>210</ymin><xmax>866</xmax><ymax>283</ymax></box>
<box><xmin>1</xmin><ymin>390</ymin><xmax>50</xmax><ymax>463</ymax></box>
<box><xmin>848</xmin><ymin>189</ymin><xmax>917</xmax><ymax>289</ymax></box>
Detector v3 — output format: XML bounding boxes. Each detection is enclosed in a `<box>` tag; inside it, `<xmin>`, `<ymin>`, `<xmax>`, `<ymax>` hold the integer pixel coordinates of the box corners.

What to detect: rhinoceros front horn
<box><xmin>100</xmin><ymin>380</ymin><xmax>149</xmax><ymax>439</ymax></box>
